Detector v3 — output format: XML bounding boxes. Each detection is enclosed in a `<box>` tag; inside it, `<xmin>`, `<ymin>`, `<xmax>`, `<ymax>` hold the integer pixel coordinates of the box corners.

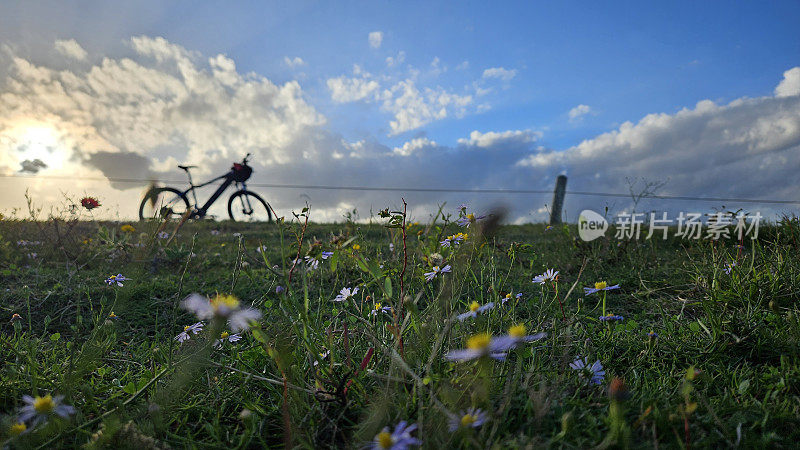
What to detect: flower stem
<box><xmin>602</xmin><ymin>291</ymin><xmax>607</xmax><ymax>317</ymax></box>
<box><xmin>553</xmin><ymin>281</ymin><xmax>566</xmax><ymax>320</ymax></box>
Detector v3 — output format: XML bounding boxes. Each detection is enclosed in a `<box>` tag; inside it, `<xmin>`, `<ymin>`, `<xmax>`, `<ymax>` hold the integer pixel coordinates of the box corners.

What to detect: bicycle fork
<box><xmin>236</xmin><ymin>183</ymin><xmax>254</xmax><ymax>215</ymax></box>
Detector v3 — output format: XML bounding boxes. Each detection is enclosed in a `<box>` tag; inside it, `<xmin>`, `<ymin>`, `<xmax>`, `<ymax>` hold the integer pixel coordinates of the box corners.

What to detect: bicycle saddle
<box><xmin>178</xmin><ymin>165</ymin><xmax>197</xmax><ymax>171</ymax></box>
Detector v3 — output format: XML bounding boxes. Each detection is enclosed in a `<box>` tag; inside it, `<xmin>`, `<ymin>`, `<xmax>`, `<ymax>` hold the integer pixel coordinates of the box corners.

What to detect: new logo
<box><xmin>578</xmin><ymin>210</ymin><xmax>608</xmax><ymax>241</ymax></box>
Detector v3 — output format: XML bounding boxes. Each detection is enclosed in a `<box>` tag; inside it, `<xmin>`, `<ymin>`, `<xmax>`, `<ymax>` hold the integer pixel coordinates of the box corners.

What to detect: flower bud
<box><xmin>428</xmin><ymin>253</ymin><xmax>444</xmax><ymax>267</ymax></box>
<box><xmin>608</xmin><ymin>377</ymin><xmax>630</xmax><ymax>402</ymax></box>
<box><xmin>560</xmin><ymin>411</ymin><xmax>574</xmax><ymax>434</ymax></box>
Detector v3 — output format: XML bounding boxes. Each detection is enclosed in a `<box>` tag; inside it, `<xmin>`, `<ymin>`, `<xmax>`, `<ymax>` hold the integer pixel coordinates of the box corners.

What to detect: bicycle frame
<box><xmin>179</xmin><ymin>172</ymin><xmax>249</xmax><ymax>218</ymax></box>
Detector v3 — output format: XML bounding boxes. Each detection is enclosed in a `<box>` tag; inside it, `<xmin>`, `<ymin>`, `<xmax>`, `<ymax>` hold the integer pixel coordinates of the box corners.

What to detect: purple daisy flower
<box><xmin>583</xmin><ymin>281</ymin><xmax>620</xmax><ymax>295</ymax></box>
<box><xmin>370</xmin><ymin>420</ymin><xmax>421</xmax><ymax>449</ymax></box>
<box><xmin>570</xmin><ymin>357</ymin><xmax>605</xmax><ymax>385</ymax></box>
<box><xmin>599</xmin><ymin>314</ymin><xmax>624</xmax><ymax>322</ymax></box>
<box><xmin>105</xmin><ymin>274</ymin><xmax>130</xmax><ymax>287</ymax></box>
<box><xmin>448</xmin><ymin>407</ymin><xmax>489</xmax><ymax>432</ymax></box>
<box><xmin>723</xmin><ymin>261</ymin><xmax>736</xmax><ymax>275</ymax></box>
<box><xmin>456</xmin><ymin>213</ymin><xmax>487</xmax><ymax>227</ymax></box>
<box><xmin>444</xmin><ymin>333</ymin><xmax>513</xmax><ymax>362</ymax></box>
<box><xmin>424</xmin><ymin>264</ymin><xmax>451</xmax><ymax>282</ymax></box>
<box><xmin>456</xmin><ymin>301</ymin><xmax>495</xmax><ymax>321</ymax></box>
<box><xmin>18</xmin><ymin>394</ymin><xmax>76</xmax><ymax>427</ymax></box>
<box><xmin>501</xmin><ymin>292</ymin><xmax>523</xmax><ymax>305</ymax></box>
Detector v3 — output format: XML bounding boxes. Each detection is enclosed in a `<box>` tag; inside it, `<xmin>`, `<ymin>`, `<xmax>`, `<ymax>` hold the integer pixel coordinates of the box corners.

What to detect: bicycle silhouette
<box><xmin>138</xmin><ymin>153</ymin><xmax>273</xmax><ymax>222</ymax></box>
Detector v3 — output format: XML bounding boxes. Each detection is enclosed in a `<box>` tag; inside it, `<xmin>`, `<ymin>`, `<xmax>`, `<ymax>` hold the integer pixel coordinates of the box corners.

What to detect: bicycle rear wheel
<box><xmin>139</xmin><ymin>187</ymin><xmax>191</xmax><ymax>221</ymax></box>
<box><xmin>227</xmin><ymin>190</ymin><xmax>273</xmax><ymax>222</ymax></box>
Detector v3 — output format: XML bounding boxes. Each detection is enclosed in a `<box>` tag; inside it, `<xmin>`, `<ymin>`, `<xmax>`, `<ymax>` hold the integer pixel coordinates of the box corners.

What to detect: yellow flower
<box><xmin>469</xmin><ymin>301</ymin><xmax>480</xmax><ymax>312</ymax></box>
<box><xmin>460</xmin><ymin>413</ymin><xmax>477</xmax><ymax>427</ymax></box>
<box><xmin>377</xmin><ymin>431</ymin><xmax>394</xmax><ymax>448</ymax></box>
<box><xmin>594</xmin><ymin>281</ymin><xmax>607</xmax><ymax>290</ymax></box>
<box><xmin>210</xmin><ymin>294</ymin><xmax>241</xmax><ymax>313</ymax></box>
<box><xmin>33</xmin><ymin>394</ymin><xmax>55</xmax><ymax>414</ymax></box>
<box><xmin>181</xmin><ymin>293</ymin><xmax>261</xmax><ymax>332</ymax></box>
<box><xmin>121</xmin><ymin>224</ymin><xmax>135</xmax><ymax>233</ymax></box>
<box><xmin>509</xmin><ymin>324</ymin><xmax>526</xmax><ymax>338</ymax></box>
<box><xmin>9</xmin><ymin>422</ymin><xmax>26</xmax><ymax>436</ymax></box>
<box><xmin>352</xmin><ymin>244</ymin><xmax>361</xmax><ymax>250</ymax></box>
<box><xmin>466</xmin><ymin>332</ymin><xmax>491</xmax><ymax>350</ymax></box>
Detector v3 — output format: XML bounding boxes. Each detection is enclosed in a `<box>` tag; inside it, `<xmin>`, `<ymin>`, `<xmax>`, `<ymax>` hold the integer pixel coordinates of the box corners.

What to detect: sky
<box><xmin>1</xmin><ymin>0</ymin><xmax>799</xmax><ymax>223</ymax></box>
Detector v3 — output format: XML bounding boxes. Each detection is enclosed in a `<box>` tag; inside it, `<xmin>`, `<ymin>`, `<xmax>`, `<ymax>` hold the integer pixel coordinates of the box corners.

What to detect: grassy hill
<box><xmin>1</xmin><ymin>212</ymin><xmax>800</xmax><ymax>448</ymax></box>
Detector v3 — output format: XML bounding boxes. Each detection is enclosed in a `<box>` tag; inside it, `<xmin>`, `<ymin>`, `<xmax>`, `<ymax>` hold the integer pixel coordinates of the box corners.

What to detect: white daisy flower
<box><xmin>532</xmin><ymin>269</ymin><xmax>559</xmax><ymax>285</ymax></box>
<box><xmin>175</xmin><ymin>321</ymin><xmax>205</xmax><ymax>343</ymax></box>
<box><xmin>214</xmin><ymin>331</ymin><xmax>242</xmax><ymax>348</ymax></box>
<box><xmin>333</xmin><ymin>287</ymin><xmax>359</xmax><ymax>302</ymax></box>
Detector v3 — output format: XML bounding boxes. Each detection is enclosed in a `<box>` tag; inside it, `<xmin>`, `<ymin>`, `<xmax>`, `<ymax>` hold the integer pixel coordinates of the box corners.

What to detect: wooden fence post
<box><xmin>549</xmin><ymin>175</ymin><xmax>567</xmax><ymax>225</ymax></box>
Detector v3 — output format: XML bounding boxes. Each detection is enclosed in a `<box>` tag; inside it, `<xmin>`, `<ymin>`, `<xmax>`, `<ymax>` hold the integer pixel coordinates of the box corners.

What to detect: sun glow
<box><xmin>10</xmin><ymin>124</ymin><xmax>71</xmax><ymax>171</ymax></box>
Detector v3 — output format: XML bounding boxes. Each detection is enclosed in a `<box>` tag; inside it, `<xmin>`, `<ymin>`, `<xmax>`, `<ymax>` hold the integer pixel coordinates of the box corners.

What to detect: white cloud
<box><xmin>386</xmin><ymin>51</ymin><xmax>405</xmax><ymax>67</ymax></box>
<box><xmin>517</xmin><ymin>73</ymin><xmax>800</xmax><ymax>218</ymax></box>
<box><xmin>326</xmin><ymin>65</ymin><xmax>476</xmax><ymax>135</ymax></box>
<box><xmin>392</xmin><ymin>137</ymin><xmax>437</xmax><ymax>156</ymax></box>
<box><xmin>568</xmin><ymin>104</ymin><xmax>593</xmax><ymax>122</ymax></box>
<box><xmin>482</xmin><ymin>67</ymin><xmax>516</xmax><ymax>82</ymax></box>
<box><xmin>429</xmin><ymin>57</ymin><xmax>446</xmax><ymax>77</ymax></box>
<box><xmin>0</xmin><ymin>35</ymin><xmax>541</xmax><ymax>222</ymax></box>
<box><xmin>368</xmin><ymin>31</ymin><xmax>383</xmax><ymax>49</ymax></box>
<box><xmin>54</xmin><ymin>39</ymin><xmax>87</xmax><ymax>61</ymax></box>
<box><xmin>775</xmin><ymin>67</ymin><xmax>800</xmax><ymax>97</ymax></box>
<box><xmin>209</xmin><ymin>54</ymin><xmax>239</xmax><ymax>86</ymax></box>
<box><xmin>458</xmin><ymin>129</ymin><xmax>540</xmax><ymax>148</ymax></box>
<box><xmin>456</xmin><ymin>61</ymin><xmax>469</xmax><ymax>70</ymax></box>
<box><xmin>7</xmin><ymin>36</ymin><xmax>797</xmax><ymax>225</ymax></box>
<box><xmin>327</xmin><ymin>75</ymin><xmax>380</xmax><ymax>102</ymax></box>
<box><xmin>1</xmin><ymin>36</ymin><xmax>324</xmax><ymax>182</ymax></box>
<box><xmin>472</xmin><ymin>81</ymin><xmax>493</xmax><ymax>97</ymax></box>
<box><xmin>283</xmin><ymin>56</ymin><xmax>306</xmax><ymax>68</ymax></box>
<box><xmin>381</xmin><ymin>80</ymin><xmax>473</xmax><ymax>135</ymax></box>
<box><xmin>327</xmin><ymin>51</ymin><xmax>515</xmax><ymax>134</ymax></box>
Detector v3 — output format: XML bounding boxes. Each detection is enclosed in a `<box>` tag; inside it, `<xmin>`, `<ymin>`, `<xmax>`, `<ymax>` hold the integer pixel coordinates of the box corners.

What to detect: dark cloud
<box><xmin>85</xmin><ymin>151</ymin><xmax>153</xmax><ymax>189</ymax></box>
<box><xmin>19</xmin><ymin>158</ymin><xmax>47</xmax><ymax>173</ymax></box>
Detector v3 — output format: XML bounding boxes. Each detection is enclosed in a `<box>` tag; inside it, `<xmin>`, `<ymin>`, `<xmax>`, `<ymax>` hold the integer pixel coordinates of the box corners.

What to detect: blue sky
<box><xmin>1</xmin><ymin>1</ymin><xmax>799</xmax><ymax>221</ymax></box>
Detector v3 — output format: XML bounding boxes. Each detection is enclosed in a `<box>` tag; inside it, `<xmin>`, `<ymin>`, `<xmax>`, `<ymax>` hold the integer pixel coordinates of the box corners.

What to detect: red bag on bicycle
<box><xmin>231</xmin><ymin>163</ymin><xmax>252</xmax><ymax>182</ymax></box>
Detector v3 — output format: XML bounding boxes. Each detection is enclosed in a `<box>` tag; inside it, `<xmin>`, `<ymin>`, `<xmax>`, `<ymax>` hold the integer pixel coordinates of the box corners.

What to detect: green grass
<box><xmin>1</xmin><ymin>211</ymin><xmax>800</xmax><ymax>449</ymax></box>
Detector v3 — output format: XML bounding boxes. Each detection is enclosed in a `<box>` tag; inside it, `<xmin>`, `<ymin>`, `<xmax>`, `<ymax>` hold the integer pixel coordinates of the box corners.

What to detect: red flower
<box><xmin>81</xmin><ymin>197</ymin><xmax>101</xmax><ymax>210</ymax></box>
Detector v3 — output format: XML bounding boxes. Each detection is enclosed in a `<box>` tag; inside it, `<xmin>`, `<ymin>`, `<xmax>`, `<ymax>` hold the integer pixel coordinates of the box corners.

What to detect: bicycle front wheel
<box><xmin>139</xmin><ymin>187</ymin><xmax>191</xmax><ymax>221</ymax></box>
<box><xmin>227</xmin><ymin>190</ymin><xmax>273</xmax><ymax>222</ymax></box>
